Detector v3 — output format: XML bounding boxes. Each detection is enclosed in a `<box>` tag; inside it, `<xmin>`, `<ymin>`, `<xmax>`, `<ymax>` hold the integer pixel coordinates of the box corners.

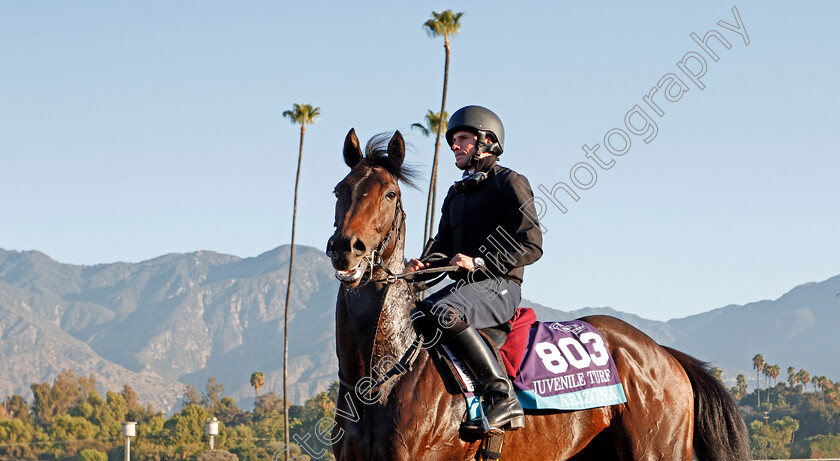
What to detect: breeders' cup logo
<box><xmin>546</xmin><ymin>322</ymin><xmax>586</xmax><ymax>334</ymax></box>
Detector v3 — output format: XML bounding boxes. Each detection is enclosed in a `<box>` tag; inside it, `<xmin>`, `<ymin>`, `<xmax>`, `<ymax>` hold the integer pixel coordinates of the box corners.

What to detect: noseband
<box><xmin>349</xmin><ymin>196</ymin><xmax>405</xmax><ymax>288</ymax></box>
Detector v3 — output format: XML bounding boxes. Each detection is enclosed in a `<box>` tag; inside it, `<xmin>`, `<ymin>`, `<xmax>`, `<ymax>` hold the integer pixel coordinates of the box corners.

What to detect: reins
<box><xmin>367</xmin><ymin>263</ymin><xmax>461</xmax><ymax>285</ymax></box>
<box><xmin>354</xmin><ymin>197</ymin><xmax>460</xmax><ymax>286</ymax></box>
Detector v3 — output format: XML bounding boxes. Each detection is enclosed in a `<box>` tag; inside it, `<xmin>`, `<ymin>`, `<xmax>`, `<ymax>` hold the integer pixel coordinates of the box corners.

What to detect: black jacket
<box><xmin>426</xmin><ymin>159</ymin><xmax>543</xmax><ymax>284</ymax></box>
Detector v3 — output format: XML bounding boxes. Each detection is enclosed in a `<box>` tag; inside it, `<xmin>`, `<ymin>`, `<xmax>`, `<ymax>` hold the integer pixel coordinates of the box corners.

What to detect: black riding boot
<box><xmin>446</xmin><ymin>326</ymin><xmax>525</xmax><ymax>434</ymax></box>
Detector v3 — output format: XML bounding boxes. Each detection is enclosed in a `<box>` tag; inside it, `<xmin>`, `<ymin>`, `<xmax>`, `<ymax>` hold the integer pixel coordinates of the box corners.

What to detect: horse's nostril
<box><xmin>351</xmin><ymin>236</ymin><xmax>366</xmax><ymax>256</ymax></box>
<box><xmin>326</xmin><ymin>237</ymin><xmax>335</xmax><ymax>257</ymax></box>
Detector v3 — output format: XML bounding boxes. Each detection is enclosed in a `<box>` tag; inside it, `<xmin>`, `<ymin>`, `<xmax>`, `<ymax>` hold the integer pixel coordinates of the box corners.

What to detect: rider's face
<box><xmin>451</xmin><ymin>131</ymin><xmax>478</xmax><ymax>169</ymax></box>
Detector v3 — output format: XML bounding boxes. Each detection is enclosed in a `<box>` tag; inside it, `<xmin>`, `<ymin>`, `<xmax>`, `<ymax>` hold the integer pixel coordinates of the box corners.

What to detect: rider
<box><xmin>408</xmin><ymin>105</ymin><xmax>543</xmax><ymax>434</ymax></box>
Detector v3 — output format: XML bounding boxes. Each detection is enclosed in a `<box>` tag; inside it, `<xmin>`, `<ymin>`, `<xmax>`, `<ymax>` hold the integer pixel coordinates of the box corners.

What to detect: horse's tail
<box><xmin>663</xmin><ymin>346</ymin><xmax>751</xmax><ymax>461</ymax></box>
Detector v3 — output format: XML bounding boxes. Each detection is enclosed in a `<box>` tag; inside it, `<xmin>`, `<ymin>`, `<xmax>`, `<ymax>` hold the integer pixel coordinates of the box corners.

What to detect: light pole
<box><xmin>206</xmin><ymin>417</ymin><xmax>219</xmax><ymax>450</ymax></box>
<box><xmin>122</xmin><ymin>422</ymin><xmax>136</xmax><ymax>461</ymax></box>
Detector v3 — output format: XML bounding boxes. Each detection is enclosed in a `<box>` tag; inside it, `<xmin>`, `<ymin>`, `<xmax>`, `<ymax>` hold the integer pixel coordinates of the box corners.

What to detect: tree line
<box><xmin>3</xmin><ymin>354</ymin><xmax>839</xmax><ymax>460</ymax></box>
<box><xmin>0</xmin><ymin>369</ymin><xmax>339</xmax><ymax>460</ymax></box>
<box><xmin>720</xmin><ymin>353</ymin><xmax>840</xmax><ymax>459</ymax></box>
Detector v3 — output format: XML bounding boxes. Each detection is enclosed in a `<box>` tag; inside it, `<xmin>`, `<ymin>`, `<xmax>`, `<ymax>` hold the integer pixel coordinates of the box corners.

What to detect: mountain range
<box><xmin>1</xmin><ymin>245</ymin><xmax>837</xmax><ymax>412</ymax></box>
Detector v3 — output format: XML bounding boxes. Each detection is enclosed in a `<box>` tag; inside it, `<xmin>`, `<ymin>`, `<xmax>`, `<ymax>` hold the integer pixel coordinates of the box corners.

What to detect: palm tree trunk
<box><xmin>283</xmin><ymin>123</ymin><xmax>305</xmax><ymax>460</ymax></box>
<box><xmin>424</xmin><ymin>36</ymin><xmax>451</xmax><ymax>246</ymax></box>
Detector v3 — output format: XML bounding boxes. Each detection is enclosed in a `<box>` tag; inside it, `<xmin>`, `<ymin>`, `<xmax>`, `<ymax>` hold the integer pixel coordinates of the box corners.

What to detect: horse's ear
<box><xmin>387</xmin><ymin>130</ymin><xmax>405</xmax><ymax>170</ymax></box>
<box><xmin>343</xmin><ymin>128</ymin><xmax>363</xmax><ymax>168</ymax></box>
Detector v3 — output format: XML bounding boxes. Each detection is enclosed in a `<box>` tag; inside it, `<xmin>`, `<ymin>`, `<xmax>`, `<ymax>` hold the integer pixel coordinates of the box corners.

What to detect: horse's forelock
<box><xmin>363</xmin><ymin>133</ymin><xmax>420</xmax><ymax>190</ymax></box>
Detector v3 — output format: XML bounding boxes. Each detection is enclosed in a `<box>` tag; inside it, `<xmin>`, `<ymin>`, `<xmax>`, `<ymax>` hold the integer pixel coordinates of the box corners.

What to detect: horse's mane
<box><xmin>364</xmin><ymin>133</ymin><xmax>421</xmax><ymax>190</ymax></box>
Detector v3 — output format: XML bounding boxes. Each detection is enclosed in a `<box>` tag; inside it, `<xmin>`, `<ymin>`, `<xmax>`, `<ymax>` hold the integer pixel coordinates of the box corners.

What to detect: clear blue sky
<box><xmin>2</xmin><ymin>1</ymin><xmax>838</xmax><ymax>321</ymax></box>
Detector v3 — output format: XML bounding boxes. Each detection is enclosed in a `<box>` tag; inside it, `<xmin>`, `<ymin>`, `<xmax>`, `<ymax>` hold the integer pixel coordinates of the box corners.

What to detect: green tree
<box><xmin>788</xmin><ymin>366</ymin><xmax>796</xmax><ymax>387</ymax></box>
<box><xmin>0</xmin><ymin>418</ymin><xmax>35</xmax><ymax>459</ymax></box>
<box><xmin>753</xmin><ymin>353</ymin><xmax>765</xmax><ymax>406</ymax></box>
<box><xmin>250</xmin><ymin>372</ymin><xmax>265</xmax><ymax>402</ymax></box>
<box><xmin>421</xmin><ymin>9</ymin><xmax>464</xmax><ymax>245</ymax></box>
<box><xmin>31</xmin><ymin>369</ymin><xmax>88</xmax><ymax>426</ymax></box>
<box><xmin>204</xmin><ymin>376</ymin><xmax>225</xmax><ymax>411</ymax></box>
<box><xmin>254</xmin><ymin>391</ymin><xmax>284</xmax><ymax>421</ymax></box>
<box><xmin>291</xmin><ymin>390</ymin><xmax>337</xmax><ymax>459</ymax></box>
<box><xmin>776</xmin><ymin>416</ymin><xmax>800</xmax><ymax>444</ymax></box>
<box><xmin>710</xmin><ymin>366</ymin><xmax>723</xmax><ymax>384</ymax></box>
<box><xmin>750</xmin><ymin>418</ymin><xmax>796</xmax><ymax>459</ymax></box>
<box><xmin>70</xmin><ymin>389</ymin><xmax>128</xmax><ymax>438</ymax></box>
<box><xmin>164</xmin><ymin>404</ymin><xmax>213</xmax><ymax>459</ymax></box>
<box><xmin>48</xmin><ymin>414</ymin><xmax>97</xmax><ymax>442</ymax></box>
<box><xmin>182</xmin><ymin>384</ymin><xmax>202</xmax><ymax>408</ymax></box>
<box><xmin>121</xmin><ymin>384</ymin><xmax>139</xmax><ymax>411</ymax></box>
<box><xmin>195</xmin><ymin>449</ymin><xmax>239</xmax><ymax>460</ymax></box>
<box><xmin>215</xmin><ymin>396</ymin><xmax>246</xmax><ymax>426</ymax></box>
<box><xmin>133</xmin><ymin>412</ymin><xmax>170</xmax><ymax>460</ymax></box>
<box><xmin>3</xmin><ymin>395</ymin><xmax>30</xmax><ymax>424</ymax></box>
<box><xmin>281</xmin><ymin>102</ymin><xmax>320</xmax><ymax>460</ymax></box>
<box><xmin>803</xmin><ymin>433</ymin><xmax>840</xmax><ymax>458</ymax></box>
<box><xmin>76</xmin><ymin>448</ymin><xmax>107</xmax><ymax>461</ymax></box>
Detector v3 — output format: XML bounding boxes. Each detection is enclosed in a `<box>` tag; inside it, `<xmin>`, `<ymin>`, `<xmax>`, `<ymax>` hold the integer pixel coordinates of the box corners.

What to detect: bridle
<box><xmin>334</xmin><ymin>183</ymin><xmax>461</xmax><ymax>398</ymax></box>
<box><xmin>351</xmin><ymin>195</ymin><xmax>459</xmax><ymax>287</ymax></box>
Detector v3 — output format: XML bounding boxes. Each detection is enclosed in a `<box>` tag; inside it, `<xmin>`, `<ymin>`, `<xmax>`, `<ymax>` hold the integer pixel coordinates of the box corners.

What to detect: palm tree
<box><xmin>281</xmin><ymin>102</ymin><xmax>320</xmax><ymax>456</ymax></box>
<box><xmin>770</xmin><ymin>364</ymin><xmax>780</xmax><ymax>387</ymax></box>
<box><xmin>823</xmin><ymin>380</ymin><xmax>836</xmax><ymax>404</ymax></box>
<box><xmin>763</xmin><ymin>367</ymin><xmax>771</xmax><ymax>403</ymax></box>
<box><xmin>815</xmin><ymin>375</ymin><xmax>826</xmax><ymax>393</ymax></box>
<box><xmin>250</xmin><ymin>371</ymin><xmax>265</xmax><ymax>402</ymax></box>
<box><xmin>411</xmin><ymin>109</ymin><xmax>448</xmax><ymax>138</ymax></box>
<box><xmin>710</xmin><ymin>366</ymin><xmax>723</xmax><ymax>384</ymax></box>
<box><xmin>422</xmin><ymin>10</ymin><xmax>464</xmax><ymax>246</ymax></box>
<box><xmin>753</xmin><ymin>353</ymin><xmax>764</xmax><ymax>406</ymax></box>
<box><xmin>797</xmin><ymin>369</ymin><xmax>810</xmax><ymax>391</ymax></box>
<box><xmin>766</xmin><ymin>364</ymin><xmax>780</xmax><ymax>404</ymax></box>
<box><xmin>787</xmin><ymin>366</ymin><xmax>796</xmax><ymax>387</ymax></box>
<box><xmin>736</xmin><ymin>374</ymin><xmax>748</xmax><ymax>399</ymax></box>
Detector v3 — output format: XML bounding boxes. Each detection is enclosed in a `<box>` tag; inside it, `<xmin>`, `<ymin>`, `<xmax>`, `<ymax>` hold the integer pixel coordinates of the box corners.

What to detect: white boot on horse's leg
<box><xmin>446</xmin><ymin>326</ymin><xmax>525</xmax><ymax>434</ymax></box>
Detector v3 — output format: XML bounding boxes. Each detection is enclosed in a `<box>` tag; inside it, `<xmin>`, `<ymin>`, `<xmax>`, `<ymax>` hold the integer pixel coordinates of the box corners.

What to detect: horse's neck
<box><xmin>339</xmin><ymin>225</ymin><xmax>417</xmax><ymax>395</ymax></box>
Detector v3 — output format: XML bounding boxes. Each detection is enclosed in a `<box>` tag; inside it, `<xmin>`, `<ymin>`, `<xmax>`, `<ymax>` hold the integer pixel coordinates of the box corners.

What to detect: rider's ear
<box><xmin>344</xmin><ymin>128</ymin><xmax>363</xmax><ymax>168</ymax></box>
<box><xmin>386</xmin><ymin>130</ymin><xmax>405</xmax><ymax>171</ymax></box>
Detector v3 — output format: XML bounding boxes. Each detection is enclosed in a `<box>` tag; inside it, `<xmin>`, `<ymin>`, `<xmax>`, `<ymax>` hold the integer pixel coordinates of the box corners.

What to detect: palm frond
<box><xmin>423</xmin><ymin>10</ymin><xmax>463</xmax><ymax>38</ymax></box>
<box><xmin>283</xmin><ymin>103</ymin><xmax>321</xmax><ymax>125</ymax></box>
<box><xmin>410</xmin><ymin>123</ymin><xmax>430</xmax><ymax>137</ymax></box>
<box><xmin>411</xmin><ymin>109</ymin><xmax>448</xmax><ymax>138</ymax></box>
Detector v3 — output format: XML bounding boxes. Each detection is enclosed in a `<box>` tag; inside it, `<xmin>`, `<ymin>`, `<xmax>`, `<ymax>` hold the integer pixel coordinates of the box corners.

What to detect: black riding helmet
<box><xmin>445</xmin><ymin>105</ymin><xmax>505</xmax><ymax>156</ymax></box>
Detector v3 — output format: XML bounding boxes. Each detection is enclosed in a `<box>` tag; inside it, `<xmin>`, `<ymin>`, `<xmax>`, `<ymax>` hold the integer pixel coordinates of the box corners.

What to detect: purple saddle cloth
<box><xmin>512</xmin><ymin>320</ymin><xmax>627</xmax><ymax>410</ymax></box>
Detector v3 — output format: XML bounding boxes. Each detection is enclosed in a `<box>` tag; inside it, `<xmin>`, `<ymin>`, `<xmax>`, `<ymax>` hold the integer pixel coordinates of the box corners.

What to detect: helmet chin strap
<box><xmin>461</xmin><ymin>131</ymin><xmax>501</xmax><ymax>171</ymax></box>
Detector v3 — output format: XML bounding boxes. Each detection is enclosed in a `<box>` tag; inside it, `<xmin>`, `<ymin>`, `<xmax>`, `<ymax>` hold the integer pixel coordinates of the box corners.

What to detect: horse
<box><xmin>325</xmin><ymin>129</ymin><xmax>750</xmax><ymax>461</ymax></box>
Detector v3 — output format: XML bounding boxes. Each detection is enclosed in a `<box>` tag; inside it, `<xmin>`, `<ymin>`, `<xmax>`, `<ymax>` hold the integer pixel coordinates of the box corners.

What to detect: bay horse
<box><xmin>326</xmin><ymin>129</ymin><xmax>750</xmax><ymax>460</ymax></box>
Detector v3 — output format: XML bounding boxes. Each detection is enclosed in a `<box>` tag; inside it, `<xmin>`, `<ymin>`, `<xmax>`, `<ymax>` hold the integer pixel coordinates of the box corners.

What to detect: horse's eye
<box><xmin>386</xmin><ymin>191</ymin><xmax>397</xmax><ymax>200</ymax></box>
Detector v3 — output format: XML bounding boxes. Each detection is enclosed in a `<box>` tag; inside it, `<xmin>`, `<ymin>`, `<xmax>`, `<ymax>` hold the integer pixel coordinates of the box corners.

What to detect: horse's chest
<box><xmin>340</xmin><ymin>383</ymin><xmax>469</xmax><ymax>460</ymax></box>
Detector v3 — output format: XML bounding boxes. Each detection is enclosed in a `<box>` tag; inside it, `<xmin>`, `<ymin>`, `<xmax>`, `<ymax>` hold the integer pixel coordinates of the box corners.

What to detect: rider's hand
<box><xmin>450</xmin><ymin>253</ymin><xmax>478</xmax><ymax>271</ymax></box>
<box><xmin>407</xmin><ymin>258</ymin><xmax>428</xmax><ymax>272</ymax></box>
